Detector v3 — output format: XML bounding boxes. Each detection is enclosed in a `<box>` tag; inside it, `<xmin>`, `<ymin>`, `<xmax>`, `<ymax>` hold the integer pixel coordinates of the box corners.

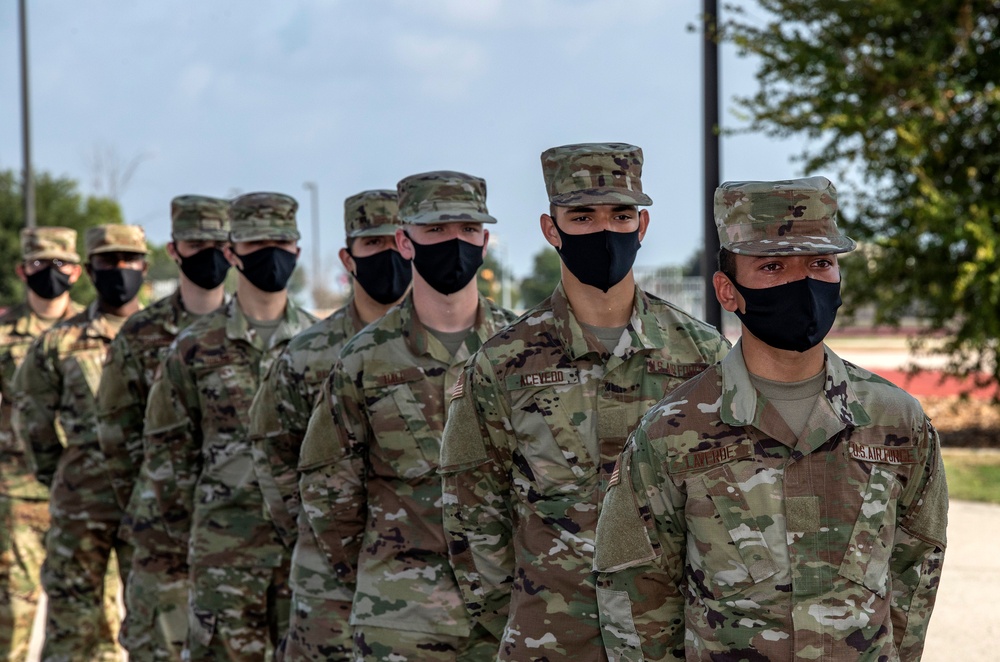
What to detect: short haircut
<box><xmin>718</xmin><ymin>247</ymin><xmax>737</xmax><ymax>283</ymax></box>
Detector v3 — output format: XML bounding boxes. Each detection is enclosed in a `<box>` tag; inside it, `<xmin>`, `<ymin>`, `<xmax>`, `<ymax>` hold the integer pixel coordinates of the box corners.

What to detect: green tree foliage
<box><xmin>146</xmin><ymin>244</ymin><xmax>179</xmax><ymax>282</ymax></box>
<box><xmin>719</xmin><ymin>0</ymin><xmax>1000</xmax><ymax>386</ymax></box>
<box><xmin>519</xmin><ymin>248</ymin><xmax>562</xmax><ymax>309</ymax></box>
<box><xmin>477</xmin><ymin>250</ymin><xmax>514</xmax><ymax>304</ymax></box>
<box><xmin>0</xmin><ymin>170</ymin><xmax>123</xmax><ymax>306</ymax></box>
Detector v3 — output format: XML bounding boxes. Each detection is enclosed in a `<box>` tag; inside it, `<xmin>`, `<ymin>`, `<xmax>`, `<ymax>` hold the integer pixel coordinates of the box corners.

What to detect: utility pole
<box><xmin>302</xmin><ymin>182</ymin><xmax>320</xmax><ymax>289</ymax></box>
<box><xmin>19</xmin><ymin>0</ymin><xmax>35</xmax><ymax>228</ymax></box>
<box><xmin>701</xmin><ymin>0</ymin><xmax>722</xmax><ymax>330</ymax></box>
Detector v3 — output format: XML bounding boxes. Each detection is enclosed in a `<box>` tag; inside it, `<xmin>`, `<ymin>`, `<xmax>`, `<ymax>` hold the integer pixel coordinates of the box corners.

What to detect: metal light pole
<box><xmin>701</xmin><ymin>0</ymin><xmax>722</xmax><ymax>330</ymax></box>
<box><xmin>19</xmin><ymin>0</ymin><xmax>35</xmax><ymax>228</ymax></box>
<box><xmin>303</xmin><ymin>182</ymin><xmax>320</xmax><ymax>289</ymax></box>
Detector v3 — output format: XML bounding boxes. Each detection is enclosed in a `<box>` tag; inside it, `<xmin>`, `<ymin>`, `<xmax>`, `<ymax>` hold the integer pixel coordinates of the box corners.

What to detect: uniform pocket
<box><xmin>596</xmin><ymin>587</ymin><xmax>644</xmax><ymax>662</ymax></box>
<box><xmin>691</xmin><ymin>464</ymin><xmax>778</xmax><ymax>599</ymax></box>
<box><xmin>365</xmin><ymin>374</ymin><xmax>439</xmax><ymax>479</ymax></box>
<box><xmin>838</xmin><ymin>466</ymin><xmax>898</xmax><ymax>598</ymax></box>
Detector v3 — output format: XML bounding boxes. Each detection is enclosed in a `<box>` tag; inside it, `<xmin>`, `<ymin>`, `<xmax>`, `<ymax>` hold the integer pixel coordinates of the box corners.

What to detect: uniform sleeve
<box><xmin>297</xmin><ymin>360</ymin><xmax>367</xmax><ymax>588</ymax></box>
<box><xmin>143</xmin><ymin>345</ymin><xmax>202</xmax><ymax>548</ymax></box>
<box><xmin>11</xmin><ymin>336</ymin><xmax>63</xmax><ymax>486</ymax></box>
<box><xmin>889</xmin><ymin>417</ymin><xmax>948</xmax><ymax>658</ymax></box>
<box><xmin>439</xmin><ymin>355</ymin><xmax>516</xmax><ymax>640</ymax></box>
<box><xmin>249</xmin><ymin>349</ymin><xmax>311</xmax><ymax>549</ymax></box>
<box><xmin>594</xmin><ymin>425</ymin><xmax>688</xmax><ymax>661</ymax></box>
<box><xmin>96</xmin><ymin>333</ymin><xmax>146</xmax><ymax>510</ymax></box>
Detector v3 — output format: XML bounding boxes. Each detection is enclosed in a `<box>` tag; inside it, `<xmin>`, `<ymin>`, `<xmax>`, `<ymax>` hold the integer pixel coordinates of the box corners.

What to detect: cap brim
<box><xmin>24</xmin><ymin>250</ymin><xmax>81</xmax><ymax>263</ymax></box>
<box><xmin>231</xmin><ymin>229</ymin><xmax>301</xmax><ymax>242</ymax></box>
<box><xmin>727</xmin><ymin>235</ymin><xmax>857</xmax><ymax>256</ymax></box>
<box><xmin>551</xmin><ymin>188</ymin><xmax>652</xmax><ymax>207</ymax></box>
<box><xmin>350</xmin><ymin>225</ymin><xmax>402</xmax><ymax>238</ymax></box>
<box><xmin>88</xmin><ymin>245</ymin><xmax>149</xmax><ymax>256</ymax></box>
<box><xmin>173</xmin><ymin>229</ymin><xmax>231</xmax><ymax>242</ymax></box>
<box><xmin>401</xmin><ymin>211</ymin><xmax>497</xmax><ymax>225</ymax></box>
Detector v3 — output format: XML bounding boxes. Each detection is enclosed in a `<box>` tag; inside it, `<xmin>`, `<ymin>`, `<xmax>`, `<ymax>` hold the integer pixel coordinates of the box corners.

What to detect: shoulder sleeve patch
<box><xmin>440</xmin><ymin>385</ymin><xmax>489</xmax><ymax>472</ymax></box>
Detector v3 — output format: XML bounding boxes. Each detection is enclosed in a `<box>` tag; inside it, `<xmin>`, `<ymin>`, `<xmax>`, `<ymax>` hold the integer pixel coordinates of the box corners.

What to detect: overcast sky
<box><xmin>0</xmin><ymin>0</ymin><xmax>806</xmax><ymax>288</ymax></box>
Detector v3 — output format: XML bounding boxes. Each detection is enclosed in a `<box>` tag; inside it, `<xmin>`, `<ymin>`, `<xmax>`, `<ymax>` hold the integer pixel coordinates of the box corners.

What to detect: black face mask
<box><xmin>733</xmin><ymin>277</ymin><xmax>842</xmax><ymax>352</ymax></box>
<box><xmin>554</xmin><ymin>223</ymin><xmax>641</xmax><ymax>293</ymax></box>
<box><xmin>351</xmin><ymin>248</ymin><xmax>412</xmax><ymax>305</ymax></box>
<box><xmin>93</xmin><ymin>268</ymin><xmax>144</xmax><ymax>308</ymax></box>
<box><xmin>26</xmin><ymin>266</ymin><xmax>73</xmax><ymax>299</ymax></box>
<box><xmin>236</xmin><ymin>246</ymin><xmax>297</xmax><ymax>292</ymax></box>
<box><xmin>407</xmin><ymin>234</ymin><xmax>483</xmax><ymax>295</ymax></box>
<box><xmin>179</xmin><ymin>247</ymin><xmax>230</xmax><ymax>290</ymax></box>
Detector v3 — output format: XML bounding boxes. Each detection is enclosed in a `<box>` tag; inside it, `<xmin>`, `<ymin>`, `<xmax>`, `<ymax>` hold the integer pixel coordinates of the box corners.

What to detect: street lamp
<box><xmin>302</xmin><ymin>181</ymin><xmax>320</xmax><ymax>291</ymax></box>
<box><xmin>19</xmin><ymin>0</ymin><xmax>34</xmax><ymax>228</ymax></box>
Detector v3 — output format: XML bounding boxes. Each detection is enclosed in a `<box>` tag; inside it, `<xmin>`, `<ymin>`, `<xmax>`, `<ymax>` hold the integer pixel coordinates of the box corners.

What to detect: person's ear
<box><xmin>339</xmin><ymin>247</ymin><xmax>355</xmax><ymax>275</ymax></box>
<box><xmin>714</xmin><ymin>271</ymin><xmax>741</xmax><ymax>313</ymax></box>
<box><xmin>637</xmin><ymin>208</ymin><xmax>650</xmax><ymax>242</ymax></box>
<box><xmin>396</xmin><ymin>228</ymin><xmax>415</xmax><ymax>260</ymax></box>
<box><xmin>15</xmin><ymin>264</ymin><xmax>26</xmax><ymax>283</ymax></box>
<box><xmin>223</xmin><ymin>245</ymin><xmax>242</xmax><ymax>269</ymax></box>
<box><xmin>540</xmin><ymin>213</ymin><xmax>560</xmax><ymax>249</ymax></box>
<box><xmin>481</xmin><ymin>229</ymin><xmax>490</xmax><ymax>258</ymax></box>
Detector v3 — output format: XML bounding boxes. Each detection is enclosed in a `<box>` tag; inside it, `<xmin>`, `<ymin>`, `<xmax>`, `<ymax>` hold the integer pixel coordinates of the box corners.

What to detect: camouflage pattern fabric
<box><xmin>85</xmin><ymin>224</ymin><xmax>149</xmax><ymax>256</ymax></box>
<box><xmin>230</xmin><ymin>193</ymin><xmax>301</xmax><ymax>242</ymax></box>
<box><xmin>298</xmin><ymin>293</ymin><xmax>515</xmax><ymax>649</ymax></box>
<box><xmin>593</xmin><ymin>341</ymin><xmax>949</xmax><ymax>661</ymax></box>
<box><xmin>248</xmin><ymin>303</ymin><xmax>364</xmax><ymax>660</ymax></box>
<box><xmin>0</xmin><ymin>300</ymin><xmax>81</xmax><ymax>661</ymax></box>
<box><xmin>396</xmin><ymin>171</ymin><xmax>498</xmax><ymax>225</ymax></box>
<box><xmin>352</xmin><ymin>623</ymin><xmax>500</xmax><ymax>662</ymax></box>
<box><xmin>20</xmin><ymin>226</ymin><xmax>80</xmax><ymax>264</ymax></box>
<box><xmin>540</xmin><ymin>143</ymin><xmax>653</xmax><ymax>207</ymax></box>
<box><xmin>713</xmin><ymin>177</ymin><xmax>856</xmax><ymax>256</ymax></box>
<box><xmin>96</xmin><ymin>290</ymin><xmax>222</xmax><ymax>660</ymax></box>
<box><xmin>143</xmin><ymin>296</ymin><xmax>316</xmax><ymax>659</ymax></box>
<box><xmin>439</xmin><ymin>284</ymin><xmax>729</xmax><ymax>660</ymax></box>
<box><xmin>11</xmin><ymin>301</ymin><xmax>133</xmax><ymax>661</ymax></box>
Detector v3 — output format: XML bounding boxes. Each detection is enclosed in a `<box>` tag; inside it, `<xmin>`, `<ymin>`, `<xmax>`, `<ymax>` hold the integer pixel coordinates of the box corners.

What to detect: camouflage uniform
<box><xmin>142</xmin><ymin>192</ymin><xmax>317</xmax><ymax>661</ymax></box>
<box><xmin>298</xmin><ymin>172</ymin><xmax>514</xmax><ymax>661</ymax></box>
<box><xmin>593</xmin><ymin>178</ymin><xmax>948</xmax><ymax>660</ymax></box>
<box><xmin>439</xmin><ymin>144</ymin><xmax>731</xmax><ymax>661</ymax></box>
<box><xmin>593</xmin><ymin>344</ymin><xmax>948</xmax><ymax>660</ymax></box>
<box><xmin>0</xmin><ymin>227</ymin><xmax>82</xmax><ymax>661</ymax></box>
<box><xmin>248</xmin><ymin>189</ymin><xmax>402</xmax><ymax>661</ymax></box>
<box><xmin>96</xmin><ymin>196</ymin><xmax>230</xmax><ymax>661</ymax></box>
<box><xmin>12</xmin><ymin>224</ymin><xmax>149</xmax><ymax>662</ymax></box>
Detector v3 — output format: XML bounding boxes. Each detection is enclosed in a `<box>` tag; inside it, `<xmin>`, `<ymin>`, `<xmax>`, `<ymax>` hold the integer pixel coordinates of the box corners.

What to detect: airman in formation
<box><xmin>5</xmin><ymin>147</ymin><xmax>946</xmax><ymax>662</ymax></box>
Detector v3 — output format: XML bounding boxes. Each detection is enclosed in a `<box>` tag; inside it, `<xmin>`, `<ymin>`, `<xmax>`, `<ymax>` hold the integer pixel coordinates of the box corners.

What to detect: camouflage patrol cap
<box><xmin>171</xmin><ymin>195</ymin><xmax>231</xmax><ymax>241</ymax></box>
<box><xmin>230</xmin><ymin>192</ymin><xmax>301</xmax><ymax>242</ymax></box>
<box><xmin>397</xmin><ymin>171</ymin><xmax>497</xmax><ymax>225</ymax></box>
<box><xmin>85</xmin><ymin>224</ymin><xmax>149</xmax><ymax>258</ymax></box>
<box><xmin>344</xmin><ymin>190</ymin><xmax>402</xmax><ymax>238</ymax></box>
<box><xmin>714</xmin><ymin>176</ymin><xmax>856</xmax><ymax>256</ymax></box>
<box><xmin>541</xmin><ymin>142</ymin><xmax>653</xmax><ymax>207</ymax></box>
<box><xmin>21</xmin><ymin>226</ymin><xmax>80</xmax><ymax>263</ymax></box>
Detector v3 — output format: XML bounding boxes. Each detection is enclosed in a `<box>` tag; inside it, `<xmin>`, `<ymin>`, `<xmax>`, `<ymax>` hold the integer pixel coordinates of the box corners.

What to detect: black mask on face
<box><xmin>93</xmin><ymin>268</ymin><xmax>144</xmax><ymax>308</ymax></box>
<box><xmin>407</xmin><ymin>234</ymin><xmax>483</xmax><ymax>295</ymax></box>
<box><xmin>236</xmin><ymin>246</ymin><xmax>297</xmax><ymax>293</ymax></box>
<box><xmin>351</xmin><ymin>248</ymin><xmax>412</xmax><ymax>305</ymax></box>
<box><xmin>26</xmin><ymin>266</ymin><xmax>73</xmax><ymax>299</ymax></box>
<box><xmin>733</xmin><ymin>277</ymin><xmax>842</xmax><ymax>352</ymax></box>
<box><xmin>179</xmin><ymin>247</ymin><xmax>230</xmax><ymax>290</ymax></box>
<box><xmin>553</xmin><ymin>222</ymin><xmax>641</xmax><ymax>293</ymax></box>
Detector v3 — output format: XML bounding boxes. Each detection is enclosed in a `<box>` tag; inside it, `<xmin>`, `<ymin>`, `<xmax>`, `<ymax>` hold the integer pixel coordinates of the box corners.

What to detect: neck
<box><xmin>26</xmin><ymin>290</ymin><xmax>72</xmax><ymax>319</ymax></box>
<box><xmin>98</xmin><ymin>298</ymin><xmax>141</xmax><ymax>318</ymax></box>
<box><xmin>352</xmin><ymin>286</ymin><xmax>398</xmax><ymax>325</ymax></box>
<box><xmin>411</xmin><ymin>276</ymin><xmax>479</xmax><ymax>332</ymax></box>
<box><xmin>561</xmin><ymin>266</ymin><xmax>635</xmax><ymax>327</ymax></box>
<box><xmin>236</xmin><ymin>278</ymin><xmax>288</xmax><ymax>321</ymax></box>
<box><xmin>178</xmin><ymin>276</ymin><xmax>225</xmax><ymax>315</ymax></box>
<box><xmin>740</xmin><ymin>331</ymin><xmax>826</xmax><ymax>381</ymax></box>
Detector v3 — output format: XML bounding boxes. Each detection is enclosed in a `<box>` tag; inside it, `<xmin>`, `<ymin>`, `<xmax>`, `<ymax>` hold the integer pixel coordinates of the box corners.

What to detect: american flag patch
<box><xmin>450</xmin><ymin>373</ymin><xmax>466</xmax><ymax>401</ymax></box>
<box><xmin>608</xmin><ymin>459</ymin><xmax>622</xmax><ymax>486</ymax></box>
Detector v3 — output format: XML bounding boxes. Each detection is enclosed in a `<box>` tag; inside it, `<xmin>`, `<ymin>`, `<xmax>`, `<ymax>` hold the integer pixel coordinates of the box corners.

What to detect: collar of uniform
<box><xmin>551</xmin><ymin>283</ymin><xmax>661</xmax><ymax>360</ymax></box>
<box><xmin>720</xmin><ymin>339</ymin><xmax>872</xmax><ymax>433</ymax></box>
<box><xmin>403</xmin><ymin>292</ymin><xmax>496</xmax><ymax>361</ymax></box>
<box><xmin>162</xmin><ymin>289</ymin><xmax>188</xmax><ymax>336</ymax></box>
<box><xmin>12</xmin><ymin>300</ymin><xmax>81</xmax><ymax>336</ymax></box>
<box><xmin>345</xmin><ymin>298</ymin><xmax>366</xmax><ymax>335</ymax></box>
<box><xmin>227</xmin><ymin>295</ymin><xmax>314</xmax><ymax>350</ymax></box>
<box><xmin>83</xmin><ymin>300</ymin><xmax>131</xmax><ymax>341</ymax></box>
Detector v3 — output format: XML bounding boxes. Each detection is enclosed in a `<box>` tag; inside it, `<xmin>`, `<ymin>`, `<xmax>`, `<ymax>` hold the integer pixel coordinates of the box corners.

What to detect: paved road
<box><xmin>923</xmin><ymin>499</ymin><xmax>1000</xmax><ymax>660</ymax></box>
